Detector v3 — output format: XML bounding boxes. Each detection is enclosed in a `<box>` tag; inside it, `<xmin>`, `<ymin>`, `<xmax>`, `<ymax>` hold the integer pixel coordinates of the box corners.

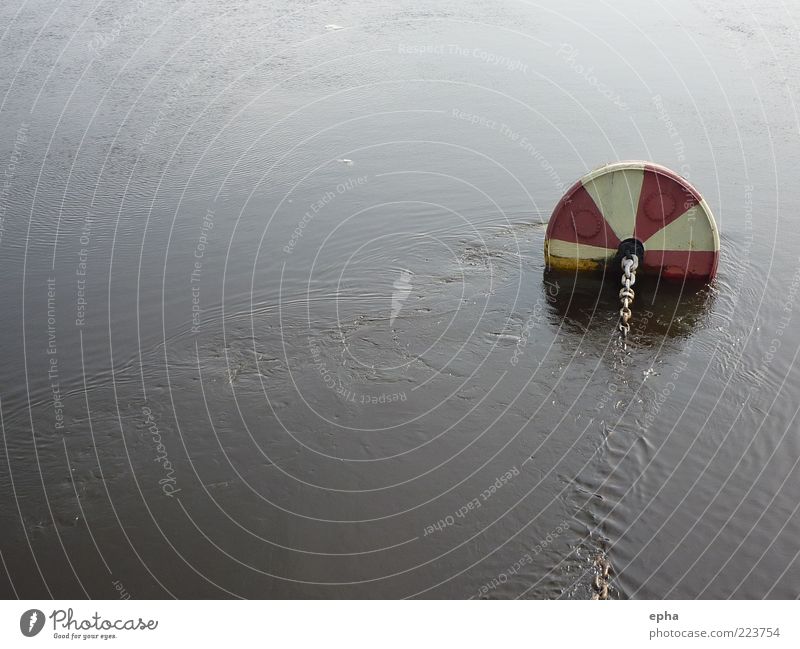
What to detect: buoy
<box><xmin>544</xmin><ymin>161</ymin><xmax>719</xmax><ymax>281</ymax></box>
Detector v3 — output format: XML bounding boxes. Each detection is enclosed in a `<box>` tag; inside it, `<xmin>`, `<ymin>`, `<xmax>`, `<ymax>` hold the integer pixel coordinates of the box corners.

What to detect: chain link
<box><xmin>619</xmin><ymin>254</ymin><xmax>639</xmax><ymax>338</ymax></box>
<box><xmin>592</xmin><ymin>555</ymin><xmax>613</xmax><ymax>600</ymax></box>
<box><xmin>618</xmin><ymin>254</ymin><xmax>638</xmax><ymax>339</ymax></box>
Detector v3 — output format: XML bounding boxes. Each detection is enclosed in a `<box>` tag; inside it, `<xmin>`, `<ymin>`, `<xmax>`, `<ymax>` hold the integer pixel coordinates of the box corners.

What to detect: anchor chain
<box><xmin>618</xmin><ymin>254</ymin><xmax>638</xmax><ymax>338</ymax></box>
<box><xmin>592</xmin><ymin>555</ymin><xmax>613</xmax><ymax>600</ymax></box>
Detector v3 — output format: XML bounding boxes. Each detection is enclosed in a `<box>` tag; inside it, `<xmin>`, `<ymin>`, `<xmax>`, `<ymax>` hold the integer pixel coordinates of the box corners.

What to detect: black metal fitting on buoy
<box><xmin>615</xmin><ymin>238</ymin><xmax>644</xmax><ymax>269</ymax></box>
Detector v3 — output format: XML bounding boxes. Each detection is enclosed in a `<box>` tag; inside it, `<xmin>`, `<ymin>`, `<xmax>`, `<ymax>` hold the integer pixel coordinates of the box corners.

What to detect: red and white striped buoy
<box><xmin>545</xmin><ymin>161</ymin><xmax>719</xmax><ymax>281</ymax></box>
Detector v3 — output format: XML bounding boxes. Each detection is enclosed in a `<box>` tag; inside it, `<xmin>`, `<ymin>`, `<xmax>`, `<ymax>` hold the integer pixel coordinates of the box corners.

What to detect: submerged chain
<box><xmin>618</xmin><ymin>254</ymin><xmax>638</xmax><ymax>339</ymax></box>
<box><xmin>592</xmin><ymin>555</ymin><xmax>613</xmax><ymax>599</ymax></box>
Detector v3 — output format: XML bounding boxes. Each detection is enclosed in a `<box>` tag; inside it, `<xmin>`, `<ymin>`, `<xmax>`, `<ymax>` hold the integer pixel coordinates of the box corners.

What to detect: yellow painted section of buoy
<box><xmin>642</xmin><ymin>200</ymin><xmax>718</xmax><ymax>252</ymax></box>
<box><xmin>582</xmin><ymin>163</ymin><xmax>645</xmax><ymax>241</ymax></box>
<box><xmin>544</xmin><ymin>239</ymin><xmax>611</xmax><ymax>271</ymax></box>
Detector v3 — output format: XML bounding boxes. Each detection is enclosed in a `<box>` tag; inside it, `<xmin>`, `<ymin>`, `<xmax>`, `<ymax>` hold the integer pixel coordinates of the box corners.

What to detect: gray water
<box><xmin>1</xmin><ymin>0</ymin><xmax>799</xmax><ymax>599</ymax></box>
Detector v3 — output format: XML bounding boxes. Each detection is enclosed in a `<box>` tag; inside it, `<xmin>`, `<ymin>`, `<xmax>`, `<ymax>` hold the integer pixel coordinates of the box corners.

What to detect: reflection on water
<box><xmin>544</xmin><ymin>270</ymin><xmax>715</xmax><ymax>345</ymax></box>
<box><xmin>1</xmin><ymin>0</ymin><xmax>799</xmax><ymax>599</ymax></box>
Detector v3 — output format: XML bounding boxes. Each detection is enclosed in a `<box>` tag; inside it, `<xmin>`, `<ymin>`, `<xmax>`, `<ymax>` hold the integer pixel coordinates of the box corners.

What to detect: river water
<box><xmin>1</xmin><ymin>0</ymin><xmax>799</xmax><ymax>599</ymax></box>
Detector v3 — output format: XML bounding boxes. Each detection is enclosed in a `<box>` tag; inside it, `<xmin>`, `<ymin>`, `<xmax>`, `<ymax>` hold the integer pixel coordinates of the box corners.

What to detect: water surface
<box><xmin>1</xmin><ymin>0</ymin><xmax>799</xmax><ymax>598</ymax></box>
